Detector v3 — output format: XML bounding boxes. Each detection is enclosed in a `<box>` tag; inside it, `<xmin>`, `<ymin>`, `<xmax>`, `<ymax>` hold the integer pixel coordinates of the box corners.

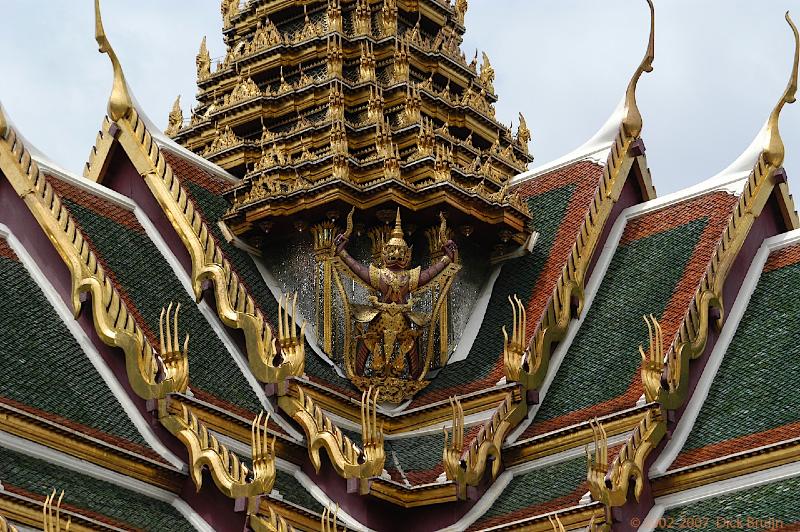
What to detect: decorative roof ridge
<box><xmin>442</xmin><ymin>392</ymin><xmax>527</xmax><ymax>499</ymax></box>
<box><xmin>158</xmin><ymin>398</ymin><xmax>276</xmax><ymax>501</ymax></box>
<box><xmin>0</xmin><ymin>103</ymin><xmax>188</xmax><ymax>402</ymax></box>
<box><xmin>651</xmin><ymin>228</ymin><xmax>800</xmax><ymax>475</ymax></box>
<box><xmin>589</xmin><ymin>13</ymin><xmax>800</xmax><ymax>522</ymax></box>
<box><xmin>90</xmin><ymin>1</ymin><xmax>304</xmax><ymax>389</ymax></box>
<box><xmin>655</xmin><ymin>436</ymin><xmax>800</xmax><ymax>481</ymax></box>
<box><xmin>502</xmin><ymin>0</ymin><xmax>657</xmax><ymax>394</ymax></box>
<box><xmin>0</xmin><ymin>429</ymin><xmax>207</xmax><ymax>526</ymax></box>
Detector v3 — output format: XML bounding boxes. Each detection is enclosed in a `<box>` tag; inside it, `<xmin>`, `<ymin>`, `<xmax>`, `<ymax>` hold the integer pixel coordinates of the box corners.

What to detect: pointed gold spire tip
<box><xmin>622</xmin><ymin>0</ymin><xmax>655</xmax><ymax>139</ymax></box>
<box><xmin>95</xmin><ymin>0</ymin><xmax>133</xmax><ymax>122</ymax></box>
<box><xmin>764</xmin><ymin>10</ymin><xmax>799</xmax><ymax>168</ymax></box>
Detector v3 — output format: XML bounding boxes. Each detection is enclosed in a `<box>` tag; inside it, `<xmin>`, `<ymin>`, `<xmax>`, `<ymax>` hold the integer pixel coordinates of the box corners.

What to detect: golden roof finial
<box><xmin>94</xmin><ymin>0</ymin><xmax>133</xmax><ymax>122</ymax></box>
<box><xmin>622</xmin><ymin>0</ymin><xmax>655</xmax><ymax>139</ymax></box>
<box><xmin>764</xmin><ymin>12</ymin><xmax>799</xmax><ymax>168</ymax></box>
<box><xmin>391</xmin><ymin>207</ymin><xmax>403</xmax><ymax>239</ymax></box>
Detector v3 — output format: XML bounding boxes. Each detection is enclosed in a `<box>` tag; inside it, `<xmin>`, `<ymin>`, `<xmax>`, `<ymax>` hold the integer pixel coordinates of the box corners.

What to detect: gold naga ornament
<box><xmin>331</xmin><ymin>208</ymin><xmax>460</xmax><ymax>403</ymax></box>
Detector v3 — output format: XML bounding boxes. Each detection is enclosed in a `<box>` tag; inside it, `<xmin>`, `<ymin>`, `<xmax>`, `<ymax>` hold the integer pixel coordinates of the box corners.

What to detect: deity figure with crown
<box><xmin>334</xmin><ymin>210</ymin><xmax>458</xmax><ymax>401</ymax></box>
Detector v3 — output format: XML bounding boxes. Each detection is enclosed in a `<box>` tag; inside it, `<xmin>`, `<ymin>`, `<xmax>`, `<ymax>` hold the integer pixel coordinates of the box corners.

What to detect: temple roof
<box><xmin>2</xmin><ymin>1</ymin><xmax>800</xmax><ymax>531</ymax></box>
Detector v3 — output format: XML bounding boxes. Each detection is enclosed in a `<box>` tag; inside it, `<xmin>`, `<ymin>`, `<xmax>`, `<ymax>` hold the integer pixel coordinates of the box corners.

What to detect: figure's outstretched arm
<box><xmin>335</xmin><ymin>234</ymin><xmax>372</xmax><ymax>286</ymax></box>
<box><xmin>419</xmin><ymin>240</ymin><xmax>457</xmax><ymax>287</ymax></box>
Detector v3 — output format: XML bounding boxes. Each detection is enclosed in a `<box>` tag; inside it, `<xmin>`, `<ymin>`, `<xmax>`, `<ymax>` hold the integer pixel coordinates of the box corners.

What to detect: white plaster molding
<box><xmin>448</xmin><ymin>264</ymin><xmax>502</xmax><ymax>364</ymax></box>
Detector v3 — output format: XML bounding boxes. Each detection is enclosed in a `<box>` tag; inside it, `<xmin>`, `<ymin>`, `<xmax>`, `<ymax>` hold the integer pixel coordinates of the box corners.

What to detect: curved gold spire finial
<box><xmin>622</xmin><ymin>0</ymin><xmax>655</xmax><ymax>139</ymax></box>
<box><xmin>764</xmin><ymin>11</ymin><xmax>799</xmax><ymax>168</ymax></box>
<box><xmin>94</xmin><ymin>0</ymin><xmax>133</xmax><ymax>122</ymax></box>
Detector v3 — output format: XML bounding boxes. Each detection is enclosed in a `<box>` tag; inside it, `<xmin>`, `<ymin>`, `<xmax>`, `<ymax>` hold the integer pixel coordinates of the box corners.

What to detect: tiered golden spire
<box><xmin>171</xmin><ymin>0</ymin><xmax>535</xmax><ymax>249</ymax></box>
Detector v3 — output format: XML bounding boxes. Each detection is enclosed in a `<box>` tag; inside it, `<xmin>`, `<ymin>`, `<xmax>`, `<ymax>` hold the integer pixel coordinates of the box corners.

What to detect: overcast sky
<box><xmin>2</xmin><ymin>1</ymin><xmax>800</xmax><ymax>198</ymax></box>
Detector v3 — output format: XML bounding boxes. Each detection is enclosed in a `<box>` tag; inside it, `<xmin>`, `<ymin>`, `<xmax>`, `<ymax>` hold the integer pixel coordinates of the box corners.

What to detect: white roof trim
<box><xmin>510</xmin><ymin>97</ymin><xmax>626</xmax><ymax>185</ymax></box>
<box><xmin>0</xmin><ymin>223</ymin><xmax>185</xmax><ymax>470</ymax></box>
<box><xmin>0</xmin><ymin>430</ymin><xmax>214</xmax><ymax>532</ymax></box>
<box><xmin>651</xmin><ymin>228</ymin><xmax>800</xmax><ymax>476</ymax></box>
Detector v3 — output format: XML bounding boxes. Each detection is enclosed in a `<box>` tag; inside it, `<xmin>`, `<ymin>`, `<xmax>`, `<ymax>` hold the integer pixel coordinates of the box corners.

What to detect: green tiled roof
<box><xmin>0</xmin><ymin>254</ymin><xmax>148</xmax><ymax>449</ymax></box>
<box><xmin>386</xmin><ymin>432</ymin><xmax>445</xmax><ymax>477</ymax></box>
<box><xmin>62</xmin><ymin>198</ymin><xmax>262</xmax><ymax>414</ymax></box>
<box><xmin>682</xmin><ymin>261</ymin><xmax>800</xmax><ymax>452</ymax></box>
<box><xmin>533</xmin><ymin>218</ymin><xmax>708</xmax><ymax>426</ymax></box>
<box><xmin>424</xmin><ymin>184</ymin><xmax>576</xmax><ymax>393</ymax></box>
<box><xmin>658</xmin><ymin>475</ymin><xmax>800</xmax><ymax>529</ymax></box>
<box><xmin>472</xmin><ymin>455</ymin><xmax>587</xmax><ymax>528</ymax></box>
<box><xmin>273</xmin><ymin>470</ymin><xmax>324</xmax><ymax>514</ymax></box>
<box><xmin>0</xmin><ymin>446</ymin><xmax>195</xmax><ymax>531</ymax></box>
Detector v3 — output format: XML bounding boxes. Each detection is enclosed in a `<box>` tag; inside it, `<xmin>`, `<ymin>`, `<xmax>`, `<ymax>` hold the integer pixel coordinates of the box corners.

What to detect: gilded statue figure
<box><xmin>334</xmin><ymin>210</ymin><xmax>457</xmax><ymax>380</ymax></box>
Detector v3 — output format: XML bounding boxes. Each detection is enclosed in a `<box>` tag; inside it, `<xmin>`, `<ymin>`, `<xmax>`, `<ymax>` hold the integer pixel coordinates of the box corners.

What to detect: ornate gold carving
<box><xmin>322</xmin><ymin>505</ymin><xmax>344</xmax><ymax>532</ymax></box>
<box><xmin>91</xmin><ymin>76</ymin><xmax>303</xmax><ymax>385</ymax></box>
<box><xmin>503</xmin><ymin>295</ymin><xmax>537</xmax><ymax>384</ymax></box>
<box><xmin>249</xmin><ymin>507</ymin><xmax>296</xmax><ymax>532</ymax></box>
<box><xmin>443</xmin><ymin>394</ymin><xmax>526</xmax><ymax>499</ymax></box>
<box><xmin>203</xmin><ymin>125</ymin><xmax>241</xmax><ymax>156</ymax></box>
<box><xmin>516</xmin><ymin>112</ymin><xmax>532</xmax><ymax>154</ymax></box>
<box><xmin>621</xmin><ymin>0</ymin><xmax>655</xmax><ymax>139</ymax></box>
<box><xmin>645</xmin><ymin>12</ymin><xmax>798</xmax><ymax>412</ymax></box>
<box><xmin>354</xmin><ymin>0</ymin><xmax>371</xmax><ymax>36</ymax></box>
<box><xmin>478</xmin><ymin>52</ymin><xmax>495</xmax><ymax>94</ymax></box>
<box><xmin>327</xmin><ymin>0</ymin><xmax>343</xmax><ymax>34</ymax></box>
<box><xmin>455</xmin><ymin>0</ymin><xmax>468</xmax><ymax>26</ymax></box>
<box><xmin>332</xmin><ymin>210</ymin><xmax>460</xmax><ymax>402</ymax></box>
<box><xmin>165</xmin><ymin>95</ymin><xmax>183</xmax><ymax>136</ymax></box>
<box><xmin>0</xmin><ymin>515</ymin><xmax>17</xmax><ymax>532</ymax></box>
<box><xmin>278</xmin><ymin>386</ymin><xmax>385</xmax><ymax>492</ymax></box>
<box><xmin>507</xmin><ymin>0</ymin><xmax>656</xmax><ymax>391</ymax></box>
<box><xmin>159</xmin><ymin>400</ymin><xmax>276</xmax><ymax>499</ymax></box>
<box><xmin>359</xmin><ymin>42</ymin><xmax>376</xmax><ymax>82</ymax></box>
<box><xmin>765</xmin><ymin>12</ymin><xmax>799</xmax><ymax>168</ymax></box>
<box><xmin>381</xmin><ymin>0</ymin><xmax>398</xmax><ymax>36</ymax></box>
<box><xmin>42</xmin><ymin>489</ymin><xmax>71</xmax><ymax>532</ymax></box>
<box><xmin>196</xmin><ymin>36</ymin><xmax>211</xmax><ymax>80</ymax></box>
<box><xmin>0</xmin><ymin>119</ymin><xmax>186</xmax><ymax>401</ymax></box>
<box><xmin>94</xmin><ymin>0</ymin><xmax>132</xmax><ymax>123</ymax></box>
<box><xmin>587</xmin><ymin>412</ymin><xmax>665</xmax><ymax>508</ymax></box>
<box><xmin>327</xmin><ymin>34</ymin><xmax>344</xmax><ymax>79</ymax></box>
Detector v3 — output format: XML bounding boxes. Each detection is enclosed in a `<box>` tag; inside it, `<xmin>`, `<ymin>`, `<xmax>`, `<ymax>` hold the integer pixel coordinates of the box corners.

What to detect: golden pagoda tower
<box><xmin>171</xmin><ymin>0</ymin><xmax>534</xmax><ymax>247</ymax></box>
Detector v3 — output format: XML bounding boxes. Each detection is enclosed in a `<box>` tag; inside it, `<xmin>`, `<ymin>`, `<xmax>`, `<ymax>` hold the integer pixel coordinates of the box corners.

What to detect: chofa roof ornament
<box><xmin>94</xmin><ymin>0</ymin><xmax>133</xmax><ymax>122</ymax></box>
<box><xmin>622</xmin><ymin>0</ymin><xmax>655</xmax><ymax>139</ymax></box>
<box><xmin>764</xmin><ymin>11</ymin><xmax>799</xmax><ymax>168</ymax></box>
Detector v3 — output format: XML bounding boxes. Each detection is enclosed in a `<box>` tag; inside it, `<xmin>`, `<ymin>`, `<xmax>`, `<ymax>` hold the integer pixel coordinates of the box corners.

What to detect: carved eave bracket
<box><xmin>587</xmin><ymin>413</ymin><xmax>665</xmax><ymax>512</ymax></box>
<box><xmin>278</xmin><ymin>385</ymin><xmax>384</xmax><ymax>494</ymax></box>
<box><xmin>442</xmin><ymin>392</ymin><xmax>527</xmax><ymax>499</ymax></box>
<box><xmin>159</xmin><ymin>399</ymin><xmax>276</xmax><ymax>500</ymax></box>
